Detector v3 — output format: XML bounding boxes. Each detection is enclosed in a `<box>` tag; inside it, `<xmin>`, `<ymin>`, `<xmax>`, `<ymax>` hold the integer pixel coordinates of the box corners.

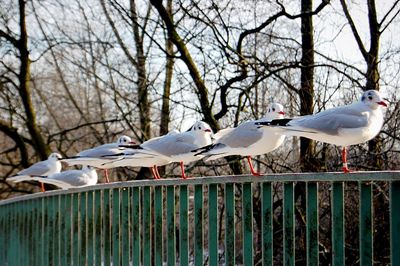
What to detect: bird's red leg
<box><xmin>180</xmin><ymin>161</ymin><xmax>188</xmax><ymax>179</ymax></box>
<box><xmin>342</xmin><ymin>147</ymin><xmax>352</xmax><ymax>173</ymax></box>
<box><xmin>150</xmin><ymin>166</ymin><xmax>159</xmax><ymax>179</ymax></box>
<box><xmin>247</xmin><ymin>156</ymin><xmax>262</xmax><ymax>176</ymax></box>
<box><xmin>154</xmin><ymin>166</ymin><xmax>162</xmax><ymax>179</ymax></box>
<box><xmin>40</xmin><ymin>182</ymin><xmax>45</xmax><ymax>192</ymax></box>
<box><xmin>104</xmin><ymin>169</ymin><xmax>110</xmax><ymax>183</ymax></box>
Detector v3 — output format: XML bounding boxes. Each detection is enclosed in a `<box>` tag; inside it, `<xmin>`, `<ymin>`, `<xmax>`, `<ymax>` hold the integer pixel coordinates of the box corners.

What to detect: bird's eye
<box><xmin>368</xmin><ymin>96</ymin><xmax>373</xmax><ymax>100</ymax></box>
<box><xmin>272</xmin><ymin>108</ymin><xmax>276</xmax><ymax>112</ymax></box>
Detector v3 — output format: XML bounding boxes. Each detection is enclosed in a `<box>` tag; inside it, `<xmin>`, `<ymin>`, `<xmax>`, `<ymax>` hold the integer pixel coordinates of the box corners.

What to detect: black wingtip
<box><xmin>192</xmin><ymin>143</ymin><xmax>216</xmax><ymax>156</ymax></box>
<box><xmin>255</xmin><ymin>118</ymin><xmax>292</xmax><ymax>127</ymax></box>
<box><xmin>62</xmin><ymin>155</ymin><xmax>80</xmax><ymax>160</ymax></box>
<box><xmin>100</xmin><ymin>153</ymin><xmax>125</xmax><ymax>158</ymax></box>
<box><xmin>118</xmin><ymin>144</ymin><xmax>142</xmax><ymax>149</ymax></box>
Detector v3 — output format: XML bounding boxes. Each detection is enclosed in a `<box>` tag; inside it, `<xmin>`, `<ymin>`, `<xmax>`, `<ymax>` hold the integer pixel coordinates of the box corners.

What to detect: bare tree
<box><xmin>340</xmin><ymin>0</ymin><xmax>400</xmax><ymax>168</ymax></box>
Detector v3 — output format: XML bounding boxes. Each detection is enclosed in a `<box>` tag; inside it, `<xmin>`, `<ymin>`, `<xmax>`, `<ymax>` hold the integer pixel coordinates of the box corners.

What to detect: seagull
<box><xmin>105</xmin><ymin>121</ymin><xmax>213</xmax><ymax>179</ymax></box>
<box><xmin>194</xmin><ymin>103</ymin><xmax>285</xmax><ymax>176</ymax></box>
<box><xmin>62</xmin><ymin>135</ymin><xmax>135</xmax><ymax>183</ymax></box>
<box><xmin>8</xmin><ymin>153</ymin><xmax>62</xmax><ymax>192</ymax></box>
<box><xmin>256</xmin><ymin>90</ymin><xmax>388</xmax><ymax>172</ymax></box>
<box><xmin>8</xmin><ymin>166</ymin><xmax>98</xmax><ymax>189</ymax></box>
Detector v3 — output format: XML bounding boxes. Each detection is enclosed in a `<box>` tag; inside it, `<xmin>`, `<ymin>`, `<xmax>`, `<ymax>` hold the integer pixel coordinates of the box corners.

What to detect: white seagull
<box><xmin>8</xmin><ymin>166</ymin><xmax>98</xmax><ymax>189</ymax></box>
<box><xmin>62</xmin><ymin>135</ymin><xmax>135</xmax><ymax>183</ymax></box>
<box><xmin>194</xmin><ymin>103</ymin><xmax>285</xmax><ymax>176</ymax></box>
<box><xmin>105</xmin><ymin>121</ymin><xmax>213</xmax><ymax>179</ymax></box>
<box><xmin>256</xmin><ymin>90</ymin><xmax>388</xmax><ymax>172</ymax></box>
<box><xmin>8</xmin><ymin>153</ymin><xmax>62</xmax><ymax>192</ymax></box>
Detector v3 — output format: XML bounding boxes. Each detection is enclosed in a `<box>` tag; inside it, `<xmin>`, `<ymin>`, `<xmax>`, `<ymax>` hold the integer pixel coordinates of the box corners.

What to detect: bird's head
<box><xmin>361</xmin><ymin>90</ymin><xmax>388</xmax><ymax>109</ymax></box>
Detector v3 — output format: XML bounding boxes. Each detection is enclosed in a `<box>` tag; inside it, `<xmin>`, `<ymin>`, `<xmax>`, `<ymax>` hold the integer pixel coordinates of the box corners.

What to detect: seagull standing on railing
<box><xmin>193</xmin><ymin>103</ymin><xmax>286</xmax><ymax>176</ymax></box>
<box><xmin>62</xmin><ymin>135</ymin><xmax>136</xmax><ymax>183</ymax></box>
<box><xmin>255</xmin><ymin>90</ymin><xmax>388</xmax><ymax>172</ymax></box>
<box><xmin>8</xmin><ymin>153</ymin><xmax>62</xmax><ymax>192</ymax></box>
<box><xmin>105</xmin><ymin>121</ymin><xmax>213</xmax><ymax>179</ymax></box>
<box><xmin>8</xmin><ymin>166</ymin><xmax>98</xmax><ymax>189</ymax></box>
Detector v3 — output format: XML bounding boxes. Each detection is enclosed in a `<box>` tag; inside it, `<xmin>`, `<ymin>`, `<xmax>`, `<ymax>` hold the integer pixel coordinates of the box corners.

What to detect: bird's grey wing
<box><xmin>141</xmin><ymin>133</ymin><xmax>197</xmax><ymax>157</ymax></box>
<box><xmin>77</xmin><ymin>144</ymin><xmax>121</xmax><ymax>157</ymax></box>
<box><xmin>214</xmin><ymin>128</ymin><xmax>235</xmax><ymax>140</ymax></box>
<box><xmin>219</xmin><ymin>123</ymin><xmax>263</xmax><ymax>148</ymax></box>
<box><xmin>28</xmin><ymin>176</ymin><xmax>71</xmax><ymax>189</ymax></box>
<box><xmin>290</xmin><ymin>112</ymin><xmax>368</xmax><ymax>135</ymax></box>
<box><xmin>7</xmin><ymin>175</ymin><xmax>32</xmax><ymax>183</ymax></box>
<box><xmin>50</xmin><ymin>171</ymin><xmax>89</xmax><ymax>187</ymax></box>
<box><xmin>18</xmin><ymin>161</ymin><xmax>52</xmax><ymax>176</ymax></box>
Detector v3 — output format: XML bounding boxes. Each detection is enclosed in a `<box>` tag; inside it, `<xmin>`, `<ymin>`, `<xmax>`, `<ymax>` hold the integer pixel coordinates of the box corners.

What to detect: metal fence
<box><xmin>0</xmin><ymin>171</ymin><xmax>399</xmax><ymax>265</ymax></box>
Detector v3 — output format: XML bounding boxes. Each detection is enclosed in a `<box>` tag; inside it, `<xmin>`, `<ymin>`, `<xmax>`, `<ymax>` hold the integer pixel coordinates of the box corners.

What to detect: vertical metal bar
<box><xmin>41</xmin><ymin>198</ymin><xmax>46</xmax><ymax>266</ymax></box>
<box><xmin>60</xmin><ymin>194</ymin><xmax>72</xmax><ymax>266</ymax></box>
<box><xmin>208</xmin><ymin>183</ymin><xmax>218</xmax><ymax>266</ymax></box>
<box><xmin>121</xmin><ymin>188</ymin><xmax>130</xmax><ymax>266</ymax></box>
<box><xmin>80</xmin><ymin>192</ymin><xmax>88</xmax><ymax>265</ymax></box>
<box><xmin>154</xmin><ymin>186</ymin><xmax>163</xmax><ymax>266</ymax></box>
<box><xmin>6</xmin><ymin>204</ymin><xmax>12</xmax><ymax>265</ymax></box>
<box><xmin>131</xmin><ymin>186</ymin><xmax>140</xmax><ymax>265</ymax></box>
<box><xmin>262</xmin><ymin>182</ymin><xmax>273</xmax><ymax>266</ymax></box>
<box><xmin>22</xmin><ymin>200</ymin><xmax>29</xmax><ymax>266</ymax></box>
<box><xmin>143</xmin><ymin>186</ymin><xmax>151</xmax><ymax>266</ymax></box>
<box><xmin>0</xmin><ymin>205</ymin><xmax>4</xmax><ymax>264</ymax></box>
<box><xmin>72</xmin><ymin>193</ymin><xmax>79</xmax><ymax>266</ymax></box>
<box><xmin>243</xmin><ymin>183</ymin><xmax>253</xmax><ymax>266</ymax></box>
<box><xmin>167</xmin><ymin>185</ymin><xmax>176</xmax><ymax>266</ymax></box>
<box><xmin>112</xmin><ymin>189</ymin><xmax>121</xmax><ymax>266</ymax></box>
<box><xmin>194</xmin><ymin>184</ymin><xmax>203</xmax><ymax>266</ymax></box>
<box><xmin>180</xmin><ymin>185</ymin><xmax>189</xmax><ymax>266</ymax></box>
<box><xmin>390</xmin><ymin>181</ymin><xmax>400</xmax><ymax>266</ymax></box>
<box><xmin>307</xmin><ymin>182</ymin><xmax>319</xmax><ymax>265</ymax></box>
<box><xmin>50</xmin><ymin>196</ymin><xmax>57</xmax><ymax>266</ymax></box>
<box><xmin>29</xmin><ymin>200</ymin><xmax>37</xmax><ymax>265</ymax></box>
<box><xmin>103</xmin><ymin>189</ymin><xmax>111</xmax><ymax>266</ymax></box>
<box><xmin>54</xmin><ymin>195</ymin><xmax>61</xmax><ymax>266</ymax></box>
<box><xmin>17</xmin><ymin>200</ymin><xmax>24</xmax><ymax>266</ymax></box>
<box><xmin>87</xmin><ymin>191</ymin><xmax>94</xmax><ymax>266</ymax></box>
<box><xmin>25</xmin><ymin>201</ymin><xmax>31</xmax><ymax>265</ymax></box>
<box><xmin>94</xmin><ymin>190</ymin><xmax>102</xmax><ymax>266</ymax></box>
<box><xmin>225</xmin><ymin>183</ymin><xmax>235</xmax><ymax>265</ymax></box>
<box><xmin>42</xmin><ymin>197</ymin><xmax>52</xmax><ymax>265</ymax></box>
<box><xmin>283</xmin><ymin>182</ymin><xmax>294</xmax><ymax>266</ymax></box>
<box><xmin>0</xmin><ymin>205</ymin><xmax>4</xmax><ymax>265</ymax></box>
<box><xmin>360</xmin><ymin>181</ymin><xmax>373</xmax><ymax>266</ymax></box>
<box><xmin>332</xmin><ymin>181</ymin><xmax>345</xmax><ymax>266</ymax></box>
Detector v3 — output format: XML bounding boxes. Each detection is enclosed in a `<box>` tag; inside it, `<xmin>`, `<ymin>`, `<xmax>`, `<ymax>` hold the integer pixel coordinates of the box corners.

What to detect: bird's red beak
<box><xmin>205</xmin><ymin>129</ymin><xmax>212</xmax><ymax>132</ymax></box>
<box><xmin>278</xmin><ymin>111</ymin><xmax>285</xmax><ymax>115</ymax></box>
<box><xmin>377</xmin><ymin>101</ymin><xmax>388</xmax><ymax>107</ymax></box>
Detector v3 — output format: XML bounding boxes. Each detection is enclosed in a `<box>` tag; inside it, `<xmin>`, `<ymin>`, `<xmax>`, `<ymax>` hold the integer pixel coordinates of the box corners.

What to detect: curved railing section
<box><xmin>0</xmin><ymin>171</ymin><xmax>399</xmax><ymax>265</ymax></box>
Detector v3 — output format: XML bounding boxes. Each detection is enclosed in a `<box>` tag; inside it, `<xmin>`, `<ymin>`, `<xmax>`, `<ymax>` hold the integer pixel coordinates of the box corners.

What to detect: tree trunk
<box><xmin>149</xmin><ymin>0</ymin><xmax>219</xmax><ymax>132</ymax></box>
<box><xmin>160</xmin><ymin>0</ymin><xmax>174</xmax><ymax>136</ymax></box>
<box><xmin>18</xmin><ymin>0</ymin><xmax>50</xmax><ymax>160</ymax></box>
<box><xmin>340</xmin><ymin>0</ymin><xmax>383</xmax><ymax>169</ymax></box>
<box><xmin>365</xmin><ymin>0</ymin><xmax>383</xmax><ymax>169</ymax></box>
<box><xmin>299</xmin><ymin>0</ymin><xmax>317</xmax><ymax>172</ymax></box>
<box><xmin>131</xmin><ymin>0</ymin><xmax>151</xmax><ymax>141</ymax></box>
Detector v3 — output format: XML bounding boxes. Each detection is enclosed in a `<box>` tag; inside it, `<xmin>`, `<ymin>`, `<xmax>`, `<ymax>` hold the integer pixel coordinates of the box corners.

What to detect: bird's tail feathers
<box><xmin>8</xmin><ymin>175</ymin><xmax>32</xmax><ymax>183</ymax></box>
<box><xmin>28</xmin><ymin>177</ymin><xmax>69</xmax><ymax>189</ymax></box>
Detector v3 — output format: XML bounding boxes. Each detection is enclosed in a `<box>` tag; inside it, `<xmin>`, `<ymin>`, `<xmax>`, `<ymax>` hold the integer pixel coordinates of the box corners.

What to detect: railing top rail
<box><xmin>1</xmin><ymin>170</ymin><xmax>399</xmax><ymax>205</ymax></box>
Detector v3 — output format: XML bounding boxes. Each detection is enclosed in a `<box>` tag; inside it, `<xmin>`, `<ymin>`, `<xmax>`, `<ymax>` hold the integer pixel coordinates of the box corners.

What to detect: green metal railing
<box><xmin>0</xmin><ymin>171</ymin><xmax>399</xmax><ymax>265</ymax></box>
